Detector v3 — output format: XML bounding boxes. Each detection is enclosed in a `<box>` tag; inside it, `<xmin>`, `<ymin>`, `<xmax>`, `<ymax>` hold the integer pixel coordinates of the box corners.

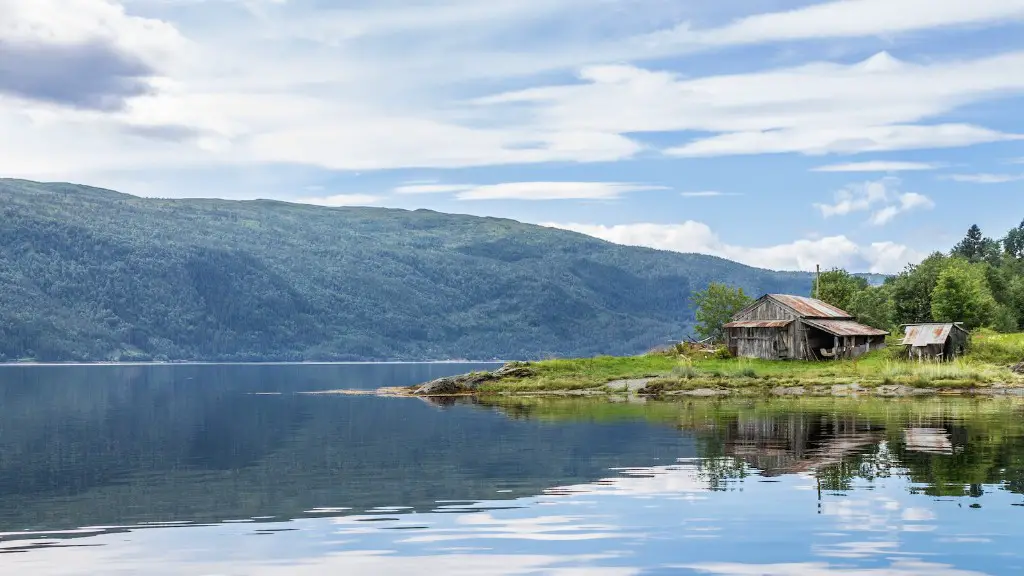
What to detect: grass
<box><xmin>468</xmin><ymin>336</ymin><xmax>1024</xmax><ymax>396</ymax></box>
<box><xmin>968</xmin><ymin>330</ymin><xmax>1024</xmax><ymax>365</ymax></box>
<box><xmin>476</xmin><ymin>354</ymin><xmax>680</xmax><ymax>393</ymax></box>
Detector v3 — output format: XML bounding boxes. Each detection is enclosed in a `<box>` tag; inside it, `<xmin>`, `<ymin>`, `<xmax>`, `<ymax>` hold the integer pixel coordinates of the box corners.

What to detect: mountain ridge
<box><xmin>0</xmin><ymin>178</ymin><xmax>814</xmax><ymax>362</ymax></box>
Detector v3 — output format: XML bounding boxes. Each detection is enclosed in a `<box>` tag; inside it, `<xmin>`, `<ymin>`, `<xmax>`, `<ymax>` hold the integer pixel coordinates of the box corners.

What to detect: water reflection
<box><xmin>0</xmin><ymin>366</ymin><xmax>1023</xmax><ymax>574</ymax></box>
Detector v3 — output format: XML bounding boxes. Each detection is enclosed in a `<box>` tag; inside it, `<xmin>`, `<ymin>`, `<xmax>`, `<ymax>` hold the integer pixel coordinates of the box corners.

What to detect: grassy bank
<box><xmin>410</xmin><ymin>332</ymin><xmax>1024</xmax><ymax>397</ymax></box>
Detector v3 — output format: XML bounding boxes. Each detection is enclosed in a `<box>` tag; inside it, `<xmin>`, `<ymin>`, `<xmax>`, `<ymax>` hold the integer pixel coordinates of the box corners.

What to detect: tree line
<box><xmin>693</xmin><ymin>221</ymin><xmax>1024</xmax><ymax>340</ymax></box>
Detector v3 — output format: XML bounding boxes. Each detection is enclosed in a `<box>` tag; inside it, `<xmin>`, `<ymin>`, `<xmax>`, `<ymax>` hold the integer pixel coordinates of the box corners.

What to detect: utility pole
<box><xmin>815</xmin><ymin>264</ymin><xmax>820</xmax><ymax>299</ymax></box>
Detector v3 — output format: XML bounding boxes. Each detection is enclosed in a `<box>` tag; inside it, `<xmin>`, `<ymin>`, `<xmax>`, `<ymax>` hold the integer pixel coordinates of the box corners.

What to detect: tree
<box><xmin>953</xmin><ymin>225</ymin><xmax>985</xmax><ymax>261</ymax></box>
<box><xmin>890</xmin><ymin>253</ymin><xmax>950</xmax><ymax>326</ymax></box>
<box><xmin>814</xmin><ymin>268</ymin><xmax>869</xmax><ymax>312</ymax></box>
<box><xmin>1004</xmin><ymin>220</ymin><xmax>1024</xmax><ymax>260</ymax></box>
<box><xmin>848</xmin><ymin>285</ymin><xmax>894</xmax><ymax>331</ymax></box>
<box><xmin>952</xmin><ymin>224</ymin><xmax>1001</xmax><ymax>265</ymax></box>
<box><xmin>930</xmin><ymin>259</ymin><xmax>996</xmax><ymax>330</ymax></box>
<box><xmin>692</xmin><ymin>283</ymin><xmax>752</xmax><ymax>343</ymax></box>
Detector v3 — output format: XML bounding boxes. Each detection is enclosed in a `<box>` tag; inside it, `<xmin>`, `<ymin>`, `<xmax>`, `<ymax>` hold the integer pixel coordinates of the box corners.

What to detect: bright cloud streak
<box><xmin>543</xmin><ymin>221</ymin><xmax>924</xmax><ymax>273</ymax></box>
<box><xmin>811</xmin><ymin>161</ymin><xmax>942</xmax><ymax>173</ymax></box>
<box><xmin>456</xmin><ymin>182</ymin><xmax>669</xmax><ymax>201</ymax></box>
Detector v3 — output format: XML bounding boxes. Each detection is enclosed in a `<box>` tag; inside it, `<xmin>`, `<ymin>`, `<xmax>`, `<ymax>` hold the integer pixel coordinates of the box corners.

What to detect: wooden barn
<box><xmin>900</xmin><ymin>323</ymin><xmax>969</xmax><ymax>361</ymax></box>
<box><xmin>724</xmin><ymin>294</ymin><xmax>889</xmax><ymax>361</ymax></box>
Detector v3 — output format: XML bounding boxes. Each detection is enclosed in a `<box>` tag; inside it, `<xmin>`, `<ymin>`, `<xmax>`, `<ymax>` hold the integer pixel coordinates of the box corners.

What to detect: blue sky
<box><xmin>2</xmin><ymin>0</ymin><xmax>1023</xmax><ymax>273</ymax></box>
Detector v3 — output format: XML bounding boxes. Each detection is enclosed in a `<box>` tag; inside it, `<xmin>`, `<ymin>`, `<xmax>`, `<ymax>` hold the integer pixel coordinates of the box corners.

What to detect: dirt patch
<box><xmin>874</xmin><ymin>385</ymin><xmax>938</xmax><ymax>397</ymax></box>
<box><xmin>667</xmin><ymin>388</ymin><xmax>732</xmax><ymax>397</ymax></box>
<box><xmin>605</xmin><ymin>378</ymin><xmax>654</xmax><ymax>393</ymax></box>
<box><xmin>771</xmin><ymin>386</ymin><xmax>807</xmax><ymax>396</ymax></box>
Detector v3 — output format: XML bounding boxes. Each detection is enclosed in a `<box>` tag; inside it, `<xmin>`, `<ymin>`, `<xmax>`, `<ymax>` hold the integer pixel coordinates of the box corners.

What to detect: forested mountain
<box><xmin>0</xmin><ymin>178</ymin><xmax>811</xmax><ymax>362</ymax></box>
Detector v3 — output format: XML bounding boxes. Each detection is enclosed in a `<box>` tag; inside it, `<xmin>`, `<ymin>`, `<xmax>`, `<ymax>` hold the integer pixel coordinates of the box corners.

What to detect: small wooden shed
<box><xmin>900</xmin><ymin>323</ymin><xmax>969</xmax><ymax>361</ymax></box>
<box><xmin>724</xmin><ymin>294</ymin><xmax>889</xmax><ymax>361</ymax></box>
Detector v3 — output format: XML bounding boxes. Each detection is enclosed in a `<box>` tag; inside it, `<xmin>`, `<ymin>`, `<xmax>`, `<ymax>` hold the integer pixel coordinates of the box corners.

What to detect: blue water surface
<box><xmin>0</xmin><ymin>364</ymin><xmax>1021</xmax><ymax>575</ymax></box>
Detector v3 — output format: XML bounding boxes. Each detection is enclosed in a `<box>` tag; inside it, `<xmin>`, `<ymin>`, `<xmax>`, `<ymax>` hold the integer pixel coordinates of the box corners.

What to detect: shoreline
<box><xmin>392</xmin><ymin>352</ymin><xmax>1024</xmax><ymax>399</ymax></box>
<box><xmin>376</xmin><ymin>382</ymin><xmax>1024</xmax><ymax>399</ymax></box>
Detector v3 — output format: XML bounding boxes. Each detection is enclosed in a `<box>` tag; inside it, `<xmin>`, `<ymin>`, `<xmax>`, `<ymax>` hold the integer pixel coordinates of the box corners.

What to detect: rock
<box><xmin>874</xmin><ymin>385</ymin><xmax>937</xmax><ymax>397</ymax></box>
<box><xmin>493</xmin><ymin>362</ymin><xmax>535</xmax><ymax>379</ymax></box>
<box><xmin>1012</xmin><ymin>362</ymin><xmax>1024</xmax><ymax>375</ymax></box>
<box><xmin>414</xmin><ymin>372</ymin><xmax>492</xmax><ymax>395</ymax></box>
<box><xmin>606</xmin><ymin>378</ymin><xmax>653</xmax><ymax>393</ymax></box>
<box><xmin>413</xmin><ymin>362</ymin><xmax>534</xmax><ymax>395</ymax></box>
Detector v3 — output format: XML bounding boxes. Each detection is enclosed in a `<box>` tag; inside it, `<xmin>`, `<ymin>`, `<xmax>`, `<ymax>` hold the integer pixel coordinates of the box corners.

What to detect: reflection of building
<box><xmin>717</xmin><ymin>413</ymin><xmax>884</xmax><ymax>476</ymax></box>
<box><xmin>900</xmin><ymin>323</ymin><xmax>969</xmax><ymax>361</ymax></box>
<box><xmin>725</xmin><ymin>294</ymin><xmax>889</xmax><ymax>361</ymax></box>
<box><xmin>902</xmin><ymin>427</ymin><xmax>954</xmax><ymax>455</ymax></box>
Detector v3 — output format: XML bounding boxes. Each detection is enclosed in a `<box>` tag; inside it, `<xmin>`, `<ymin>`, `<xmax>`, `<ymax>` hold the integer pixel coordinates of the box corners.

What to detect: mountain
<box><xmin>0</xmin><ymin>178</ymin><xmax>812</xmax><ymax>362</ymax></box>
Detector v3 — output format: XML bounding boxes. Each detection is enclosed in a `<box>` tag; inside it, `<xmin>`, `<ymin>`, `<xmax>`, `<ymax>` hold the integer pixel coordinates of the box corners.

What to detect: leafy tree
<box><xmin>1004</xmin><ymin>220</ymin><xmax>1024</xmax><ymax>260</ymax></box>
<box><xmin>814</xmin><ymin>268</ymin><xmax>869</xmax><ymax>312</ymax></box>
<box><xmin>890</xmin><ymin>253</ymin><xmax>950</xmax><ymax>326</ymax></box>
<box><xmin>848</xmin><ymin>285</ymin><xmax>894</xmax><ymax>331</ymax></box>
<box><xmin>991</xmin><ymin>304</ymin><xmax>1019</xmax><ymax>334</ymax></box>
<box><xmin>931</xmin><ymin>259</ymin><xmax>996</xmax><ymax>330</ymax></box>
<box><xmin>692</xmin><ymin>283</ymin><xmax>752</xmax><ymax>343</ymax></box>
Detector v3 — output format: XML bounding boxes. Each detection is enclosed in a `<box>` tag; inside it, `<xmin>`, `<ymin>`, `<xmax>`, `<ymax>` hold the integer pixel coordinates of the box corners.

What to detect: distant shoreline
<box><xmin>0</xmin><ymin>360</ymin><xmax>507</xmax><ymax>368</ymax></box>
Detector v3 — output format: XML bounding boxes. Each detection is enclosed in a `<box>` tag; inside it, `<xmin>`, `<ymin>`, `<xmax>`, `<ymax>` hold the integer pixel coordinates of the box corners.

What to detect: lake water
<box><xmin>2</xmin><ymin>364</ymin><xmax>1023</xmax><ymax>575</ymax></box>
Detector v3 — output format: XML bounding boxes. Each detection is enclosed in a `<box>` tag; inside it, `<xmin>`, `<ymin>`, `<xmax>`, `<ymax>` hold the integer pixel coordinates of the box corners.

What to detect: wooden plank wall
<box><xmin>735</xmin><ymin>299</ymin><xmax>797</xmax><ymax>322</ymax></box>
<box><xmin>732</xmin><ymin>327</ymin><xmax>785</xmax><ymax>360</ymax></box>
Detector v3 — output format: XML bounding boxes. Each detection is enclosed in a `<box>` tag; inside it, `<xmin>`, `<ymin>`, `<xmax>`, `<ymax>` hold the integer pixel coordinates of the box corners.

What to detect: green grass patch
<box><xmin>470</xmin><ymin>335</ymin><xmax>1024</xmax><ymax>395</ymax></box>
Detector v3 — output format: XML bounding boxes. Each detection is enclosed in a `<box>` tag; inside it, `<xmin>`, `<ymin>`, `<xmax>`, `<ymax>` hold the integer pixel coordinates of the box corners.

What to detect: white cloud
<box><xmin>483</xmin><ymin>48</ymin><xmax>1024</xmax><ymax>158</ymax></box>
<box><xmin>0</xmin><ymin>0</ymin><xmax>184</xmax><ymax>59</ymax></box>
<box><xmin>815</xmin><ymin>180</ymin><xmax>890</xmax><ymax>218</ymax></box>
<box><xmin>456</xmin><ymin>182</ymin><xmax>668</xmax><ymax>201</ymax></box>
<box><xmin>811</xmin><ymin>161</ymin><xmax>942</xmax><ymax>173</ymax></box>
<box><xmin>394</xmin><ymin>184</ymin><xmax>476</xmax><ymax>194</ymax></box>
<box><xmin>1</xmin><ymin>1</ymin><xmax>1023</xmax><ymax>179</ymax></box>
<box><xmin>293</xmin><ymin>193</ymin><xmax>382</xmax><ymax>207</ymax></box>
<box><xmin>542</xmin><ymin>221</ymin><xmax>924</xmax><ymax>273</ymax></box>
<box><xmin>815</xmin><ymin>179</ymin><xmax>933</xmax><ymax>226</ymax></box>
<box><xmin>650</xmin><ymin>0</ymin><xmax>1024</xmax><ymax>48</ymax></box>
<box><xmin>947</xmin><ymin>173</ymin><xmax>1024</xmax><ymax>183</ymax></box>
<box><xmin>666</xmin><ymin>124</ymin><xmax>1020</xmax><ymax>158</ymax></box>
<box><xmin>680</xmin><ymin>191</ymin><xmax>740</xmax><ymax>198</ymax></box>
<box><xmin>681</xmin><ymin>560</ymin><xmax>989</xmax><ymax>576</ymax></box>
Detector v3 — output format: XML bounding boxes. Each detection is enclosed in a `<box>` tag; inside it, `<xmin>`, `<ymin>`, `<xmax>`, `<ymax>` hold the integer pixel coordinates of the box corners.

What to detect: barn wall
<box><xmin>729</xmin><ymin>327</ymin><xmax>787</xmax><ymax>360</ymax></box>
<box><xmin>734</xmin><ymin>299</ymin><xmax>798</xmax><ymax>323</ymax></box>
<box><xmin>792</xmin><ymin>322</ymin><xmax>808</xmax><ymax>360</ymax></box>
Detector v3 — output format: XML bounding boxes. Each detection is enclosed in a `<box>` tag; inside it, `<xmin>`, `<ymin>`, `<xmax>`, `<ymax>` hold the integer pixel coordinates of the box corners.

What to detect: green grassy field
<box><xmin>471</xmin><ymin>332</ymin><xmax>1024</xmax><ymax>395</ymax></box>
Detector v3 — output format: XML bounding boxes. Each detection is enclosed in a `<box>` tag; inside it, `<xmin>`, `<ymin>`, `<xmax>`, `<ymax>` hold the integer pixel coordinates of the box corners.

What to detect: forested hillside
<box><xmin>0</xmin><ymin>179</ymin><xmax>811</xmax><ymax>362</ymax></box>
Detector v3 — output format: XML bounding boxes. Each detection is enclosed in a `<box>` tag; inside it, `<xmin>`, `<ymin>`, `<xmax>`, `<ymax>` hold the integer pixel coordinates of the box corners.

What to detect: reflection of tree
<box><xmin>485</xmin><ymin>397</ymin><xmax>1024</xmax><ymax>501</ymax></box>
<box><xmin>695</xmin><ymin>407</ymin><xmax>1024</xmax><ymax>499</ymax></box>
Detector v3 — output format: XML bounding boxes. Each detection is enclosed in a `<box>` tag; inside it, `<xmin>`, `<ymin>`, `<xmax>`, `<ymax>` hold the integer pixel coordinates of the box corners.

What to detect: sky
<box><xmin>1</xmin><ymin>0</ymin><xmax>1023</xmax><ymax>273</ymax></box>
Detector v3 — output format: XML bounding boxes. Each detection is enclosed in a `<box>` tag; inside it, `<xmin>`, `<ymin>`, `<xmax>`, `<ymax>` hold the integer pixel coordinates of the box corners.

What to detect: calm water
<box><xmin>1</xmin><ymin>364</ymin><xmax>1023</xmax><ymax>575</ymax></box>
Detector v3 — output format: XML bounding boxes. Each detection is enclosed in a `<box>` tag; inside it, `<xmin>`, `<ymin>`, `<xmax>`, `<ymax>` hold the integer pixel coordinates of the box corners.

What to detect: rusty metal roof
<box><xmin>901</xmin><ymin>323</ymin><xmax>960</xmax><ymax>346</ymax></box>
<box><xmin>724</xmin><ymin>320</ymin><xmax>793</xmax><ymax>329</ymax></box>
<box><xmin>768</xmin><ymin>294</ymin><xmax>852</xmax><ymax>319</ymax></box>
<box><xmin>801</xmin><ymin>318</ymin><xmax>889</xmax><ymax>337</ymax></box>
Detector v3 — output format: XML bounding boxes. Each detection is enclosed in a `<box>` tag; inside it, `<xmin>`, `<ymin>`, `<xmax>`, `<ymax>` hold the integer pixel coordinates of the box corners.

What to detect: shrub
<box><xmin>713</xmin><ymin>347</ymin><xmax>733</xmax><ymax>360</ymax></box>
<box><xmin>671</xmin><ymin>364</ymin><xmax>698</xmax><ymax>379</ymax></box>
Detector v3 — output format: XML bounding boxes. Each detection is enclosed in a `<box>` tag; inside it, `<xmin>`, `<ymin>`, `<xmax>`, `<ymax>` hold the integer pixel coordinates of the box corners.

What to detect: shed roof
<box><xmin>901</xmin><ymin>323</ymin><xmax>966</xmax><ymax>346</ymax></box>
<box><xmin>801</xmin><ymin>318</ymin><xmax>889</xmax><ymax>337</ymax></box>
<box><xmin>766</xmin><ymin>294</ymin><xmax>852</xmax><ymax>319</ymax></box>
<box><xmin>724</xmin><ymin>320</ymin><xmax>793</xmax><ymax>329</ymax></box>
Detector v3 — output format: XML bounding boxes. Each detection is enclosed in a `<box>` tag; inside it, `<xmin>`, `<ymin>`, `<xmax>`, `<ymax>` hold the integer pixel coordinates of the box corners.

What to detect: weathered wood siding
<box><xmin>730</xmin><ymin>327</ymin><xmax>789</xmax><ymax>360</ymax></box>
<box><xmin>734</xmin><ymin>300</ymin><xmax>798</xmax><ymax>323</ymax></box>
<box><xmin>728</xmin><ymin>298</ymin><xmax>800</xmax><ymax>360</ymax></box>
